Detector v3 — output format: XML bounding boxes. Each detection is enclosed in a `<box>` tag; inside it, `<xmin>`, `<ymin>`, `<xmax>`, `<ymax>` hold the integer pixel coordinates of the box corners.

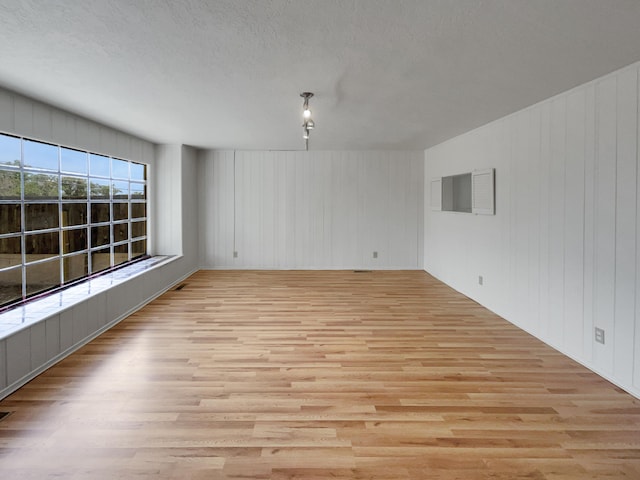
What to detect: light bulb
<box><xmin>306</xmin><ymin>120</ymin><xmax>315</xmax><ymax>129</ymax></box>
<box><xmin>303</xmin><ymin>108</ymin><xmax>311</xmax><ymax>119</ymax></box>
<box><xmin>303</xmin><ymin>129</ymin><xmax>309</xmax><ymax>139</ymax></box>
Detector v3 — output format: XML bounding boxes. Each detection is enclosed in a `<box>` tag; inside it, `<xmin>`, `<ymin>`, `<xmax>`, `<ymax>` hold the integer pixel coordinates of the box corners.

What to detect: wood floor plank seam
<box><xmin>0</xmin><ymin>270</ymin><xmax>639</xmax><ymax>479</ymax></box>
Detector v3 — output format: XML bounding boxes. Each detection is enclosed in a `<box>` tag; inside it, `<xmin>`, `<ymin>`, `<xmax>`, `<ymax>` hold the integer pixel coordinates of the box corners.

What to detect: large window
<box><xmin>0</xmin><ymin>133</ymin><xmax>148</xmax><ymax>307</ymax></box>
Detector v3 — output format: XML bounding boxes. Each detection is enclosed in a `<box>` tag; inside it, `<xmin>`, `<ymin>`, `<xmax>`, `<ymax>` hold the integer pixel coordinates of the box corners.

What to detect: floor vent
<box><xmin>174</xmin><ymin>283</ymin><xmax>187</xmax><ymax>291</ymax></box>
<box><xmin>353</xmin><ymin>270</ymin><xmax>372</xmax><ymax>273</ymax></box>
<box><xmin>0</xmin><ymin>412</ymin><xmax>11</xmax><ymax>422</ymax></box>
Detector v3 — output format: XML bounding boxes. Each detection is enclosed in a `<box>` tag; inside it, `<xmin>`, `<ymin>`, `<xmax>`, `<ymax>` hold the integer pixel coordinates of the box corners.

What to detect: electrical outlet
<box><xmin>373</xmin><ymin>251</ymin><xmax>378</xmax><ymax>259</ymax></box>
<box><xmin>595</xmin><ymin>327</ymin><xmax>605</xmax><ymax>344</ymax></box>
<box><xmin>478</xmin><ymin>275</ymin><xmax>483</xmax><ymax>286</ymax></box>
<box><xmin>233</xmin><ymin>251</ymin><xmax>238</xmax><ymax>258</ymax></box>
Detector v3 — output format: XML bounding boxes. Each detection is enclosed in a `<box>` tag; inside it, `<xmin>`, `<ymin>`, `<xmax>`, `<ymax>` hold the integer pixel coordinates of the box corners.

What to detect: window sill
<box><xmin>0</xmin><ymin>255</ymin><xmax>174</xmax><ymax>340</ymax></box>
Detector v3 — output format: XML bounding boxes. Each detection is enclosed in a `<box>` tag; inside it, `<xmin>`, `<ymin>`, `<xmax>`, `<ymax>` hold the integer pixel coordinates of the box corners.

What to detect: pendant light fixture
<box><xmin>300</xmin><ymin>92</ymin><xmax>314</xmax><ymax>150</ymax></box>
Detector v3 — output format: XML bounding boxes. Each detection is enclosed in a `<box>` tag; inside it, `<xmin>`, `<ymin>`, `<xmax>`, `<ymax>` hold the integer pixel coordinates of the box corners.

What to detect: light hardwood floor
<box><xmin>1</xmin><ymin>270</ymin><xmax>639</xmax><ymax>479</ymax></box>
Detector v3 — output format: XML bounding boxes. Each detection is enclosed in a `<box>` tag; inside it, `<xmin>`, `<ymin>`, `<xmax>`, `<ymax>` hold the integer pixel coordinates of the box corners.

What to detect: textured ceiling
<box><xmin>1</xmin><ymin>0</ymin><xmax>640</xmax><ymax>151</ymax></box>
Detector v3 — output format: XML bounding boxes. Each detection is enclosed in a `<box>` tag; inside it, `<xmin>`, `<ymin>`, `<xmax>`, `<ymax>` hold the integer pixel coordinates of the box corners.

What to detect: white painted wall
<box><xmin>181</xmin><ymin>145</ymin><xmax>199</xmax><ymax>270</ymax></box>
<box><xmin>199</xmin><ymin>150</ymin><xmax>424</xmax><ymax>269</ymax></box>
<box><xmin>151</xmin><ymin>143</ymin><xmax>199</xmax><ymax>279</ymax></box>
<box><xmin>154</xmin><ymin>144</ymin><xmax>183</xmax><ymax>256</ymax></box>
<box><xmin>424</xmin><ymin>61</ymin><xmax>640</xmax><ymax>398</ymax></box>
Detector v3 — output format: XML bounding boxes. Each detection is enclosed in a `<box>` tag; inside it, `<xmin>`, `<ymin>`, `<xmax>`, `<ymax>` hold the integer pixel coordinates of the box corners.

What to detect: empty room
<box><xmin>1</xmin><ymin>1</ymin><xmax>640</xmax><ymax>478</ymax></box>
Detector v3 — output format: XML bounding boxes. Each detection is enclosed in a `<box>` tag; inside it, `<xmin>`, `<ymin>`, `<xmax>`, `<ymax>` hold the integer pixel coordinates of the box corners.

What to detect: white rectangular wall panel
<box><xmin>45</xmin><ymin>315</ymin><xmax>60</xmax><ymax>362</ymax></box>
<box><xmin>563</xmin><ymin>88</ymin><xmax>586</xmax><ymax>360</ymax></box>
<box><xmin>636</xmin><ymin>66</ymin><xmax>640</xmax><ymax>392</ymax></box>
<box><xmin>13</xmin><ymin>96</ymin><xmax>33</xmax><ymax>138</ymax></box>
<box><xmin>593</xmin><ymin>75</ymin><xmax>617</xmax><ymax>375</ymax></box>
<box><xmin>6</xmin><ymin>330</ymin><xmax>30</xmax><ymax>385</ymax></box>
<box><xmin>548</xmin><ymin>97</ymin><xmax>566</xmax><ymax>348</ymax></box>
<box><xmin>0</xmin><ymin>89</ymin><xmax>14</xmax><ymax>130</ymax></box>
<box><xmin>582</xmin><ymin>84</ymin><xmax>596</xmax><ymax>365</ymax></box>
<box><xmin>59</xmin><ymin>310</ymin><xmax>74</xmax><ymax>352</ymax></box>
<box><xmin>613</xmin><ymin>68</ymin><xmax>638</xmax><ymax>385</ymax></box>
<box><xmin>0</xmin><ymin>340</ymin><xmax>6</xmax><ymax>390</ymax></box>
<box><xmin>30</xmin><ymin>322</ymin><xmax>47</xmax><ymax>370</ymax></box>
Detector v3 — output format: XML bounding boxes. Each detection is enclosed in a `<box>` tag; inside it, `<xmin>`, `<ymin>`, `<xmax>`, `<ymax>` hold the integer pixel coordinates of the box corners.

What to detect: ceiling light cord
<box><xmin>300</xmin><ymin>92</ymin><xmax>314</xmax><ymax>150</ymax></box>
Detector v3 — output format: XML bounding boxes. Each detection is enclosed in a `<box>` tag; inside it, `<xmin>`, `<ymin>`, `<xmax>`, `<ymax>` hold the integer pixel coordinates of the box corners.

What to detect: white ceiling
<box><xmin>1</xmin><ymin>0</ymin><xmax>640</xmax><ymax>151</ymax></box>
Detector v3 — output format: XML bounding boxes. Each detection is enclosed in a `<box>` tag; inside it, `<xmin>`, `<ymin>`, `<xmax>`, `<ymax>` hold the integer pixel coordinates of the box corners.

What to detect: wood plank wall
<box><xmin>424</xmin><ymin>61</ymin><xmax>640</xmax><ymax>399</ymax></box>
<box><xmin>198</xmin><ymin>150</ymin><xmax>424</xmax><ymax>270</ymax></box>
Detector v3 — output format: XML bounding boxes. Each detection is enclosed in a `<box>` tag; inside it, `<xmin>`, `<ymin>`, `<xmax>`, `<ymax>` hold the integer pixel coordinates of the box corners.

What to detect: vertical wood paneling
<box><xmin>154</xmin><ymin>145</ymin><xmax>182</xmax><ymax>255</ymax></box>
<box><xmin>116</xmin><ymin>132</ymin><xmax>132</xmax><ymax>160</ymax></box>
<box><xmin>200</xmin><ymin>150</ymin><xmax>422</xmax><ymax>269</ymax></box>
<box><xmin>0</xmin><ymin>340</ymin><xmax>6</xmax><ymax>390</ymax></box>
<box><xmin>361</xmin><ymin>153</ymin><xmax>388</xmax><ymax>267</ymax></box>
<box><xmin>614</xmin><ymin>69</ymin><xmax>638</xmax><ymax>384</ymax></box>
<box><xmin>234</xmin><ymin>152</ymin><xmax>247</xmax><ymax>264</ymax></box>
<box><xmin>414</xmin><ymin>153</ymin><xmax>424</xmax><ymax>266</ymax></box>
<box><xmin>99</xmin><ymin>128</ymin><xmax>118</xmax><ymax>157</ymax></box>
<box><xmin>51</xmin><ymin>110</ymin><xmax>74</xmax><ymax>148</ymax></box>
<box><xmin>0</xmin><ymin>86</ymin><xmax>152</xmax><ymax>163</ymax></box>
<box><xmin>548</xmin><ymin>97</ymin><xmax>566</xmax><ymax>347</ymax></box>
<box><xmin>424</xmin><ymin>62</ymin><xmax>640</xmax><ymax>399</ymax></box>
<box><xmin>527</xmin><ymin>108</ymin><xmax>541</xmax><ymax>336</ymax></box>
<box><xmin>594</xmin><ymin>76</ymin><xmax>617</xmax><ymax>374</ymax></box>
<box><xmin>513</xmin><ymin>112</ymin><xmax>530</xmax><ymax>330</ymax></box>
<box><xmin>84</xmin><ymin>122</ymin><xmax>100</xmax><ymax>154</ymax></box>
<box><xmin>332</xmin><ymin>152</ymin><xmax>360</xmax><ymax>267</ymax></box>
<box><xmin>13</xmin><ymin>96</ymin><xmax>33</xmax><ymax>137</ymax></box>
<box><xmin>292</xmin><ymin>152</ymin><xmax>306</xmax><ymax>266</ymax></box>
<box><xmin>262</xmin><ymin>152</ymin><xmax>276</xmax><ymax>267</ymax></box>
<box><xmin>74</xmin><ymin>119</ymin><xmax>90</xmax><ymax>151</ymax></box>
<box><xmin>6</xmin><ymin>330</ymin><xmax>30</xmax><ymax>384</ymax></box>
<box><xmin>636</xmin><ymin>66</ymin><xmax>640</xmax><ymax>391</ymax></box>
<box><xmin>30</xmin><ymin>322</ymin><xmax>46</xmax><ymax>370</ymax></box>
<box><xmin>389</xmin><ymin>153</ymin><xmax>416</xmax><ymax>267</ymax></box>
<box><xmin>583</xmin><ymin>85</ymin><xmax>597</xmax><ymax>363</ymax></box>
<box><xmin>538</xmin><ymin>103</ymin><xmax>551</xmax><ymax>340</ymax></box>
<box><xmin>0</xmin><ymin>89</ymin><xmax>14</xmax><ymax>131</ymax></box>
<box><xmin>88</xmin><ymin>290</ymin><xmax>107</xmax><ymax>329</ymax></box>
<box><xmin>512</xmin><ymin>116</ymin><xmax>528</xmax><ymax>323</ymax></box>
<box><xmin>180</xmin><ymin>146</ymin><xmax>199</xmax><ymax>271</ymax></box>
<box><xmin>32</xmin><ymin>103</ymin><xmax>51</xmax><ymax>141</ymax></box>
<box><xmin>564</xmin><ymin>89</ymin><xmax>586</xmax><ymax>359</ymax></box>
<box><xmin>141</xmin><ymin>142</ymin><xmax>155</xmax><ymax>165</ymax></box>
<box><xmin>507</xmin><ymin>118</ymin><xmax>518</xmax><ymax>321</ymax></box>
<box><xmin>72</xmin><ymin>302</ymin><xmax>89</xmax><ymax>345</ymax></box>
<box><xmin>273</xmin><ymin>153</ymin><xmax>288</xmax><ymax>268</ymax></box>
<box><xmin>312</xmin><ymin>153</ymin><xmax>327</xmax><ymax>266</ymax></box>
<box><xmin>204</xmin><ymin>150</ymin><xmax>230</xmax><ymax>266</ymax></box>
<box><xmin>45</xmin><ymin>315</ymin><xmax>60</xmax><ymax>362</ymax></box>
<box><xmin>494</xmin><ymin>119</ymin><xmax>511</xmax><ymax>315</ymax></box>
<box><xmin>59</xmin><ymin>310</ymin><xmax>73</xmax><ymax>352</ymax></box>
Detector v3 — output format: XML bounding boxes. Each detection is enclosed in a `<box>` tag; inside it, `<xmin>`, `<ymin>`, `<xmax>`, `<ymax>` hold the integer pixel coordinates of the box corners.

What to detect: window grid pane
<box><xmin>0</xmin><ymin>134</ymin><xmax>21</xmax><ymax>168</ymax></box>
<box><xmin>0</xmin><ymin>132</ymin><xmax>147</xmax><ymax>308</ymax></box>
<box><xmin>0</xmin><ymin>266</ymin><xmax>23</xmax><ymax>305</ymax></box>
